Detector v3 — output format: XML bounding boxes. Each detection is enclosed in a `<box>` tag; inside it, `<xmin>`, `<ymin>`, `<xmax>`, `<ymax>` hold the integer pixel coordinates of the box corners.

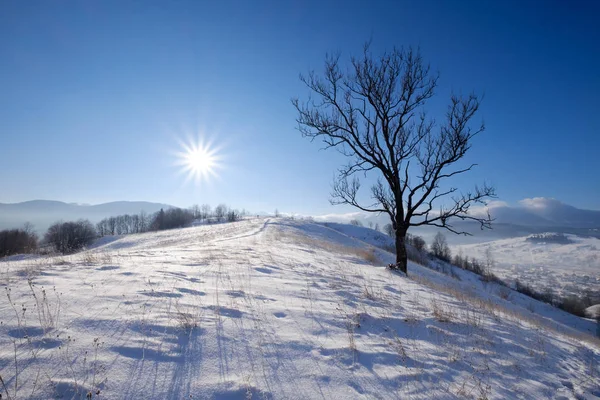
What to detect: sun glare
<box><xmin>174</xmin><ymin>138</ymin><xmax>221</xmax><ymax>184</ymax></box>
<box><xmin>187</xmin><ymin>146</ymin><xmax>215</xmax><ymax>173</ymax></box>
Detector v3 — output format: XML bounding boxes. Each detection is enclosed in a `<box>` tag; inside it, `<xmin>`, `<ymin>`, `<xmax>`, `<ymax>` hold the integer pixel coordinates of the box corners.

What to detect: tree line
<box><xmin>0</xmin><ymin>204</ymin><xmax>245</xmax><ymax>257</ymax></box>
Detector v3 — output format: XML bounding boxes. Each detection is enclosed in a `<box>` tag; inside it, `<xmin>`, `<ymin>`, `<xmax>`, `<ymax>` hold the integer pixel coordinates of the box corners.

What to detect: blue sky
<box><xmin>1</xmin><ymin>0</ymin><xmax>599</xmax><ymax>214</ymax></box>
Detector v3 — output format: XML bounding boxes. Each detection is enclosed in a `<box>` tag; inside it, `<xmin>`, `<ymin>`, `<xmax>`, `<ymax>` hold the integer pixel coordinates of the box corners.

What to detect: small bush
<box><xmin>45</xmin><ymin>219</ymin><xmax>96</xmax><ymax>254</ymax></box>
<box><xmin>558</xmin><ymin>296</ymin><xmax>589</xmax><ymax>317</ymax></box>
<box><xmin>497</xmin><ymin>286</ymin><xmax>511</xmax><ymax>300</ymax></box>
<box><xmin>227</xmin><ymin>210</ymin><xmax>241</xmax><ymax>222</ymax></box>
<box><xmin>0</xmin><ymin>227</ymin><xmax>38</xmax><ymax>257</ymax></box>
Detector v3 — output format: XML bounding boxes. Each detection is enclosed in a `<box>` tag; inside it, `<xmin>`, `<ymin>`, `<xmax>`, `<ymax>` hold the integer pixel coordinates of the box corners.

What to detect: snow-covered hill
<box><xmin>456</xmin><ymin>233</ymin><xmax>600</xmax><ymax>298</ymax></box>
<box><xmin>0</xmin><ymin>218</ymin><xmax>598</xmax><ymax>399</ymax></box>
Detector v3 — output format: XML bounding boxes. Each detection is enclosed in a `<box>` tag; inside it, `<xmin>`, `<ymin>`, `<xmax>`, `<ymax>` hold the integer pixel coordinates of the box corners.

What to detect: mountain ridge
<box><xmin>0</xmin><ymin>200</ymin><xmax>176</xmax><ymax>233</ymax></box>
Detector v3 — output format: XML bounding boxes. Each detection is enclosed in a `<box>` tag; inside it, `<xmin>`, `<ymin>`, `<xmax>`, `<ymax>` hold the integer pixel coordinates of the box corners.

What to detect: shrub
<box><xmin>150</xmin><ymin>208</ymin><xmax>195</xmax><ymax>231</ymax></box>
<box><xmin>410</xmin><ymin>235</ymin><xmax>427</xmax><ymax>252</ymax></box>
<box><xmin>227</xmin><ymin>210</ymin><xmax>240</xmax><ymax>222</ymax></box>
<box><xmin>515</xmin><ymin>280</ymin><xmax>535</xmax><ymax>297</ymax></box>
<box><xmin>497</xmin><ymin>286</ymin><xmax>511</xmax><ymax>300</ymax></box>
<box><xmin>558</xmin><ymin>295</ymin><xmax>590</xmax><ymax>317</ymax></box>
<box><xmin>0</xmin><ymin>227</ymin><xmax>38</xmax><ymax>257</ymax></box>
<box><xmin>469</xmin><ymin>257</ymin><xmax>484</xmax><ymax>275</ymax></box>
<box><xmin>45</xmin><ymin>219</ymin><xmax>96</xmax><ymax>254</ymax></box>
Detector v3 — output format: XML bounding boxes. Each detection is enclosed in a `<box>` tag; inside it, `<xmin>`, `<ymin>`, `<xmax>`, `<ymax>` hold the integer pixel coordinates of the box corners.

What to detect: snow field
<box><xmin>0</xmin><ymin>218</ymin><xmax>598</xmax><ymax>399</ymax></box>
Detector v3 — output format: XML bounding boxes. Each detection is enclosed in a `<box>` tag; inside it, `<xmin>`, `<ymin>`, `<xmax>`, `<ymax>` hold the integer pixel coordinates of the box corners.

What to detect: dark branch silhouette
<box><xmin>293</xmin><ymin>44</ymin><xmax>495</xmax><ymax>273</ymax></box>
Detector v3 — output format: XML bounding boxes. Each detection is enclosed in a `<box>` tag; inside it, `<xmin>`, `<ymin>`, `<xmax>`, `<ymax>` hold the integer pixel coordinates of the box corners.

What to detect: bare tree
<box><xmin>190</xmin><ymin>204</ymin><xmax>200</xmax><ymax>219</ymax></box>
<box><xmin>484</xmin><ymin>245</ymin><xmax>495</xmax><ymax>276</ymax></box>
<box><xmin>138</xmin><ymin>210</ymin><xmax>149</xmax><ymax>232</ymax></box>
<box><xmin>350</xmin><ymin>219</ymin><xmax>363</xmax><ymax>227</ymax></box>
<box><xmin>410</xmin><ymin>234</ymin><xmax>427</xmax><ymax>252</ymax></box>
<box><xmin>431</xmin><ymin>232</ymin><xmax>451</xmax><ymax>262</ymax></box>
<box><xmin>214</xmin><ymin>204</ymin><xmax>228</xmax><ymax>222</ymax></box>
<box><xmin>108</xmin><ymin>217</ymin><xmax>117</xmax><ymax>235</ymax></box>
<box><xmin>293</xmin><ymin>44</ymin><xmax>495</xmax><ymax>272</ymax></box>
<box><xmin>383</xmin><ymin>223</ymin><xmax>394</xmax><ymax>237</ymax></box>
<box><xmin>201</xmin><ymin>204</ymin><xmax>212</xmax><ymax>221</ymax></box>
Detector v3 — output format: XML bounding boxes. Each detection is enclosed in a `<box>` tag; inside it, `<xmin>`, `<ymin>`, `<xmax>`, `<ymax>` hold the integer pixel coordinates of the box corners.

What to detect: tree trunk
<box><xmin>395</xmin><ymin>228</ymin><xmax>408</xmax><ymax>273</ymax></box>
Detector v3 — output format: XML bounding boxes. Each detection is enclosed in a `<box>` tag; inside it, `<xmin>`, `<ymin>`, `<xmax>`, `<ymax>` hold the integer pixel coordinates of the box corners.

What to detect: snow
<box><xmin>0</xmin><ymin>218</ymin><xmax>598</xmax><ymax>399</ymax></box>
<box><xmin>587</xmin><ymin>305</ymin><xmax>600</xmax><ymax>319</ymax></box>
<box><xmin>455</xmin><ymin>234</ymin><xmax>600</xmax><ymax>298</ymax></box>
<box><xmin>319</xmin><ymin>222</ymin><xmax>394</xmax><ymax>249</ymax></box>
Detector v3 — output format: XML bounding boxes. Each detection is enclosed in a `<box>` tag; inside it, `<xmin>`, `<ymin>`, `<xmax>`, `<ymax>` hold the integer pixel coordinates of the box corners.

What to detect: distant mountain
<box><xmin>313</xmin><ymin>197</ymin><xmax>600</xmax><ymax>245</ymax></box>
<box><xmin>412</xmin><ymin>198</ymin><xmax>600</xmax><ymax>245</ymax></box>
<box><xmin>488</xmin><ymin>198</ymin><xmax>600</xmax><ymax>229</ymax></box>
<box><xmin>0</xmin><ymin>200</ymin><xmax>175</xmax><ymax>233</ymax></box>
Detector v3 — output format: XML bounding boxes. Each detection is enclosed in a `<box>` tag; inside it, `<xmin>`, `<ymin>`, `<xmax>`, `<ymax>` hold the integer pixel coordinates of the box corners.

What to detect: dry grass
<box><xmin>174</xmin><ymin>307</ymin><xmax>200</xmax><ymax>333</ymax></box>
<box><xmin>356</xmin><ymin>248</ymin><xmax>379</xmax><ymax>264</ymax></box>
<box><xmin>280</xmin><ymin>230</ymin><xmax>383</xmax><ymax>267</ymax></box>
<box><xmin>336</xmin><ymin>305</ymin><xmax>362</xmax><ymax>361</ymax></box>
<box><xmin>410</xmin><ymin>273</ymin><xmax>600</xmax><ymax>349</ymax></box>
<box><xmin>497</xmin><ymin>286</ymin><xmax>511</xmax><ymax>300</ymax></box>
<box><xmin>362</xmin><ymin>279</ymin><xmax>384</xmax><ymax>301</ymax></box>
<box><xmin>431</xmin><ymin>297</ymin><xmax>456</xmax><ymax>323</ymax></box>
<box><xmin>79</xmin><ymin>251</ymin><xmax>113</xmax><ymax>266</ymax></box>
<box><xmin>53</xmin><ymin>256</ymin><xmax>72</xmax><ymax>266</ymax></box>
<box><xmin>81</xmin><ymin>252</ymin><xmax>98</xmax><ymax>264</ymax></box>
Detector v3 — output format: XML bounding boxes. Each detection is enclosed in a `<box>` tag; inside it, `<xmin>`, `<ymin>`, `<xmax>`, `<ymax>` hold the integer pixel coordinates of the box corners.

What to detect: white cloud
<box><xmin>278</xmin><ymin>211</ymin><xmax>368</xmax><ymax>224</ymax></box>
<box><xmin>518</xmin><ymin>197</ymin><xmax>563</xmax><ymax>210</ymax></box>
<box><xmin>312</xmin><ymin>211</ymin><xmax>366</xmax><ymax>223</ymax></box>
<box><xmin>460</xmin><ymin>200</ymin><xmax>508</xmax><ymax>218</ymax></box>
<box><xmin>487</xmin><ymin>200</ymin><xmax>510</xmax><ymax>209</ymax></box>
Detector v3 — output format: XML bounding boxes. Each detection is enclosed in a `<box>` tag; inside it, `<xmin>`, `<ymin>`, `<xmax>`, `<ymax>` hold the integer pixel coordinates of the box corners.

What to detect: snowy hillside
<box><xmin>0</xmin><ymin>218</ymin><xmax>598</xmax><ymax>399</ymax></box>
<box><xmin>456</xmin><ymin>233</ymin><xmax>600</xmax><ymax>298</ymax></box>
<box><xmin>320</xmin><ymin>222</ymin><xmax>395</xmax><ymax>249</ymax></box>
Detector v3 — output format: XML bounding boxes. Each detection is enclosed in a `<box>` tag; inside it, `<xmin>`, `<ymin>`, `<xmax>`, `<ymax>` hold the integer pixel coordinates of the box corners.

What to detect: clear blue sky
<box><xmin>1</xmin><ymin>0</ymin><xmax>599</xmax><ymax>214</ymax></box>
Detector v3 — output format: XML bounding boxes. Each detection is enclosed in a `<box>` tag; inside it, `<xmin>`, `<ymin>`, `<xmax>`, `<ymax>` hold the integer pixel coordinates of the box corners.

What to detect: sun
<box><xmin>187</xmin><ymin>146</ymin><xmax>215</xmax><ymax>174</ymax></box>
<box><xmin>174</xmin><ymin>138</ymin><xmax>221</xmax><ymax>184</ymax></box>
